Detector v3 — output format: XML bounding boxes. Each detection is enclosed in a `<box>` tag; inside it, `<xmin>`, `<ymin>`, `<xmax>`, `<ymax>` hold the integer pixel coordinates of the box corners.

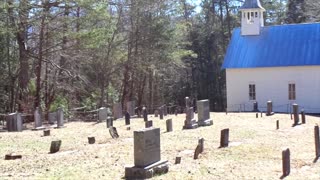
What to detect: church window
<box><xmin>249</xmin><ymin>84</ymin><xmax>256</xmax><ymax>100</ymax></box>
<box><xmin>289</xmin><ymin>83</ymin><xmax>296</xmax><ymax>100</ymax></box>
<box><xmin>255</xmin><ymin>12</ymin><xmax>258</xmax><ymax>18</ymax></box>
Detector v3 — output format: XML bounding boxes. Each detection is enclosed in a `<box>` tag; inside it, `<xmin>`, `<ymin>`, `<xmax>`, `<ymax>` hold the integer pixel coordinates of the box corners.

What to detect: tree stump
<box><xmin>88</xmin><ymin>137</ymin><xmax>95</xmax><ymax>144</ymax></box>
<box><xmin>50</xmin><ymin>140</ymin><xmax>62</xmax><ymax>153</ymax></box>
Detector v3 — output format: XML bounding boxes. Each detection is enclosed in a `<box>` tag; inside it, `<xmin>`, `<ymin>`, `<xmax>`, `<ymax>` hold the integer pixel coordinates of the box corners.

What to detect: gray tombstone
<box><xmin>33</xmin><ymin>107</ymin><xmax>44</xmax><ymax>130</ymax></box>
<box><xmin>183</xmin><ymin>107</ymin><xmax>198</xmax><ymax>129</ymax></box>
<box><xmin>145</xmin><ymin>120</ymin><xmax>153</xmax><ymax>128</ymax></box>
<box><xmin>159</xmin><ymin>107</ymin><xmax>164</xmax><ymax>120</ymax></box>
<box><xmin>253</xmin><ymin>101</ymin><xmax>258</xmax><ymax>112</ymax></box>
<box><xmin>197</xmin><ymin>99</ymin><xmax>213</xmax><ymax>126</ymax></box>
<box><xmin>315</xmin><ymin>125</ymin><xmax>320</xmax><ymax>158</ymax></box>
<box><xmin>282</xmin><ymin>148</ymin><xmax>290</xmax><ymax>177</ymax></box>
<box><xmin>57</xmin><ymin>107</ymin><xmax>64</xmax><ymax>128</ymax></box>
<box><xmin>127</xmin><ymin>101</ymin><xmax>136</xmax><ymax>116</ymax></box>
<box><xmin>6</xmin><ymin>113</ymin><xmax>23</xmax><ymax>132</ymax></box>
<box><xmin>113</xmin><ymin>103</ymin><xmax>123</xmax><ymax>119</ymax></box>
<box><xmin>301</xmin><ymin>110</ymin><xmax>306</xmax><ymax>124</ymax></box>
<box><xmin>292</xmin><ymin>104</ymin><xmax>299</xmax><ymax>126</ymax></box>
<box><xmin>166</xmin><ymin>119</ymin><xmax>172</xmax><ymax>132</ymax></box>
<box><xmin>142</xmin><ymin>107</ymin><xmax>148</xmax><ymax>122</ymax></box>
<box><xmin>220</xmin><ymin>128</ymin><xmax>229</xmax><ymax>148</ymax></box>
<box><xmin>48</xmin><ymin>112</ymin><xmax>57</xmax><ymax>124</ymax></box>
<box><xmin>134</xmin><ymin>127</ymin><xmax>161</xmax><ymax>167</ymax></box>
<box><xmin>266</xmin><ymin>101</ymin><xmax>273</xmax><ymax>116</ymax></box>
<box><xmin>125</xmin><ymin>127</ymin><xmax>168</xmax><ymax>179</ymax></box>
<box><xmin>106</xmin><ymin>117</ymin><xmax>113</xmax><ymax>128</ymax></box>
<box><xmin>98</xmin><ymin>107</ymin><xmax>108</xmax><ymax>122</ymax></box>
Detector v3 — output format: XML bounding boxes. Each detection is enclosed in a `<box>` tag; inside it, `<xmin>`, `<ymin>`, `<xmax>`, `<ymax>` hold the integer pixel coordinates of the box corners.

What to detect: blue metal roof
<box><xmin>240</xmin><ymin>0</ymin><xmax>265</xmax><ymax>10</ymax></box>
<box><xmin>222</xmin><ymin>23</ymin><xmax>320</xmax><ymax>69</ymax></box>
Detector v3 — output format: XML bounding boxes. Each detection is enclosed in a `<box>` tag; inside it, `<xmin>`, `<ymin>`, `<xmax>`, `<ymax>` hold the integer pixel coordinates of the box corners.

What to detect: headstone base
<box><xmin>266</xmin><ymin>112</ymin><xmax>275</xmax><ymax>116</ymax></box>
<box><xmin>125</xmin><ymin>160</ymin><xmax>169</xmax><ymax>179</ymax></box>
<box><xmin>32</xmin><ymin>126</ymin><xmax>46</xmax><ymax>131</ymax></box>
<box><xmin>183</xmin><ymin>120</ymin><xmax>198</xmax><ymax>129</ymax></box>
<box><xmin>53</xmin><ymin>125</ymin><xmax>66</xmax><ymax>129</ymax></box>
<box><xmin>198</xmin><ymin>119</ymin><xmax>213</xmax><ymax>126</ymax></box>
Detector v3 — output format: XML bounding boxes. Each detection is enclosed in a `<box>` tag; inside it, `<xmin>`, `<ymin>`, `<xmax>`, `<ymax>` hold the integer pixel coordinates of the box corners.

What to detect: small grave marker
<box><xmin>256</xmin><ymin>113</ymin><xmax>258</xmax><ymax>118</ymax></box>
<box><xmin>125</xmin><ymin>112</ymin><xmax>130</xmax><ymax>125</ymax></box>
<box><xmin>292</xmin><ymin>104</ymin><xmax>299</xmax><ymax>126</ymax></box>
<box><xmin>220</xmin><ymin>129</ymin><xmax>229</xmax><ymax>148</ymax></box>
<box><xmin>109</xmin><ymin>127</ymin><xmax>119</xmax><ymax>139</ymax></box>
<box><xmin>155</xmin><ymin>110</ymin><xmax>159</xmax><ymax>117</ymax></box>
<box><xmin>282</xmin><ymin>148</ymin><xmax>290</xmax><ymax>177</ymax></box>
<box><xmin>166</xmin><ymin>119</ymin><xmax>172</xmax><ymax>132</ymax></box>
<box><xmin>194</xmin><ymin>144</ymin><xmax>201</xmax><ymax>159</ymax></box>
<box><xmin>5</xmin><ymin>154</ymin><xmax>22</xmax><ymax>160</ymax></box>
<box><xmin>159</xmin><ymin>107</ymin><xmax>164</xmax><ymax>120</ymax></box>
<box><xmin>43</xmin><ymin>129</ymin><xmax>50</xmax><ymax>136</ymax></box>
<box><xmin>266</xmin><ymin>101</ymin><xmax>273</xmax><ymax>116</ymax></box>
<box><xmin>198</xmin><ymin>138</ymin><xmax>204</xmax><ymax>153</ymax></box>
<box><xmin>142</xmin><ymin>107</ymin><xmax>148</xmax><ymax>122</ymax></box>
<box><xmin>276</xmin><ymin>120</ymin><xmax>279</xmax><ymax>130</ymax></box>
<box><xmin>88</xmin><ymin>137</ymin><xmax>95</xmax><ymax>144</ymax></box>
<box><xmin>301</xmin><ymin>110</ymin><xmax>306</xmax><ymax>124</ymax></box>
<box><xmin>175</xmin><ymin>157</ymin><xmax>181</xmax><ymax>164</ymax></box>
<box><xmin>50</xmin><ymin>140</ymin><xmax>62</xmax><ymax>153</ymax></box>
<box><xmin>106</xmin><ymin>117</ymin><xmax>113</xmax><ymax>128</ymax></box>
<box><xmin>145</xmin><ymin>120</ymin><xmax>153</xmax><ymax>128</ymax></box>
<box><xmin>315</xmin><ymin>125</ymin><xmax>320</xmax><ymax>158</ymax></box>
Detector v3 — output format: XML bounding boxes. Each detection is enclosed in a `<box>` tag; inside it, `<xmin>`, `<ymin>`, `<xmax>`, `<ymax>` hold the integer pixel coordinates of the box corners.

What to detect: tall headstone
<box><xmin>301</xmin><ymin>110</ymin><xmax>306</xmax><ymax>124</ymax></box>
<box><xmin>183</xmin><ymin>107</ymin><xmax>198</xmax><ymax>129</ymax></box>
<box><xmin>142</xmin><ymin>107</ymin><xmax>148</xmax><ymax>122</ymax></box>
<box><xmin>113</xmin><ymin>103</ymin><xmax>123</xmax><ymax>119</ymax></box>
<box><xmin>125</xmin><ymin>112</ymin><xmax>130</xmax><ymax>125</ymax></box>
<box><xmin>127</xmin><ymin>101</ymin><xmax>136</xmax><ymax>116</ymax></box>
<box><xmin>220</xmin><ymin>128</ymin><xmax>229</xmax><ymax>148</ymax></box>
<box><xmin>197</xmin><ymin>99</ymin><xmax>213</xmax><ymax>126</ymax></box>
<box><xmin>6</xmin><ymin>113</ymin><xmax>23</xmax><ymax>132</ymax></box>
<box><xmin>292</xmin><ymin>104</ymin><xmax>299</xmax><ymax>126</ymax></box>
<box><xmin>98</xmin><ymin>107</ymin><xmax>108</xmax><ymax>122</ymax></box>
<box><xmin>166</xmin><ymin>119</ymin><xmax>172</xmax><ymax>132</ymax></box>
<box><xmin>34</xmin><ymin>107</ymin><xmax>43</xmax><ymax>129</ymax></box>
<box><xmin>56</xmin><ymin>107</ymin><xmax>64</xmax><ymax>128</ymax></box>
<box><xmin>159</xmin><ymin>107</ymin><xmax>164</xmax><ymax>120</ymax></box>
<box><xmin>266</xmin><ymin>101</ymin><xmax>273</xmax><ymax>116</ymax></box>
<box><xmin>282</xmin><ymin>148</ymin><xmax>290</xmax><ymax>177</ymax></box>
<box><xmin>253</xmin><ymin>101</ymin><xmax>258</xmax><ymax>112</ymax></box>
<box><xmin>48</xmin><ymin>112</ymin><xmax>57</xmax><ymax>124</ymax></box>
<box><xmin>125</xmin><ymin>127</ymin><xmax>168</xmax><ymax>179</ymax></box>
<box><xmin>315</xmin><ymin>125</ymin><xmax>320</xmax><ymax>158</ymax></box>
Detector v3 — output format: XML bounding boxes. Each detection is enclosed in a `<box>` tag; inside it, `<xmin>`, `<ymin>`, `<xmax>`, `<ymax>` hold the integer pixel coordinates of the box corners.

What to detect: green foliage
<box><xmin>49</xmin><ymin>96</ymin><xmax>69</xmax><ymax>116</ymax></box>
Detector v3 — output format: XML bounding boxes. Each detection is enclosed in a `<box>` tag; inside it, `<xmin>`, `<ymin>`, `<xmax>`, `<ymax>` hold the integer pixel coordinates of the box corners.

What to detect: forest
<box><xmin>0</xmin><ymin>0</ymin><xmax>319</xmax><ymax>116</ymax></box>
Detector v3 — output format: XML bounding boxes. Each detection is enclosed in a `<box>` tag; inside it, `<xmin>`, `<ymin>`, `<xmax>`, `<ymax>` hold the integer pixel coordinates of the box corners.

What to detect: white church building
<box><xmin>222</xmin><ymin>0</ymin><xmax>320</xmax><ymax>113</ymax></box>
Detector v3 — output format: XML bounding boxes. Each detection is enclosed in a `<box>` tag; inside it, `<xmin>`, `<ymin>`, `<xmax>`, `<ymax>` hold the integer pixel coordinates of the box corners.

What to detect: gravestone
<box><xmin>292</xmin><ymin>104</ymin><xmax>299</xmax><ymax>126</ymax></box>
<box><xmin>276</xmin><ymin>120</ymin><xmax>279</xmax><ymax>130</ymax></box>
<box><xmin>301</xmin><ymin>110</ymin><xmax>306</xmax><ymax>124</ymax></box>
<box><xmin>163</xmin><ymin>105</ymin><xmax>168</xmax><ymax>116</ymax></box>
<box><xmin>166</xmin><ymin>119</ymin><xmax>172</xmax><ymax>132</ymax></box>
<box><xmin>175</xmin><ymin>157</ymin><xmax>181</xmax><ymax>164</ymax></box>
<box><xmin>88</xmin><ymin>137</ymin><xmax>95</xmax><ymax>144</ymax></box>
<box><xmin>109</xmin><ymin>127</ymin><xmax>119</xmax><ymax>139</ymax></box>
<box><xmin>56</xmin><ymin>107</ymin><xmax>64</xmax><ymax>128</ymax></box>
<box><xmin>174</xmin><ymin>109</ymin><xmax>178</xmax><ymax>116</ymax></box>
<box><xmin>185</xmin><ymin>97</ymin><xmax>191</xmax><ymax>109</ymax></box>
<box><xmin>183</xmin><ymin>107</ymin><xmax>198</xmax><ymax>129</ymax></box>
<box><xmin>43</xmin><ymin>129</ymin><xmax>50</xmax><ymax>136</ymax></box>
<box><xmin>145</xmin><ymin>120</ymin><xmax>153</xmax><ymax>128</ymax></box>
<box><xmin>282</xmin><ymin>148</ymin><xmax>290</xmax><ymax>177</ymax></box>
<box><xmin>127</xmin><ymin>101</ymin><xmax>136</xmax><ymax>116</ymax></box>
<box><xmin>5</xmin><ymin>154</ymin><xmax>22</xmax><ymax>160</ymax></box>
<box><xmin>6</xmin><ymin>113</ymin><xmax>23</xmax><ymax>132</ymax></box>
<box><xmin>266</xmin><ymin>101</ymin><xmax>273</xmax><ymax>116</ymax></box>
<box><xmin>50</xmin><ymin>140</ymin><xmax>62</xmax><ymax>153</ymax></box>
<box><xmin>194</xmin><ymin>144</ymin><xmax>201</xmax><ymax>160</ymax></box>
<box><xmin>197</xmin><ymin>99</ymin><xmax>213</xmax><ymax>126</ymax></box>
<box><xmin>33</xmin><ymin>107</ymin><xmax>44</xmax><ymax>130</ymax></box>
<box><xmin>256</xmin><ymin>113</ymin><xmax>258</xmax><ymax>118</ymax></box>
<box><xmin>48</xmin><ymin>112</ymin><xmax>57</xmax><ymax>124</ymax></box>
<box><xmin>125</xmin><ymin>112</ymin><xmax>130</xmax><ymax>125</ymax></box>
<box><xmin>220</xmin><ymin>128</ymin><xmax>229</xmax><ymax>148</ymax></box>
<box><xmin>113</xmin><ymin>103</ymin><xmax>123</xmax><ymax>119</ymax></box>
<box><xmin>142</xmin><ymin>107</ymin><xmax>148</xmax><ymax>122</ymax></box>
<box><xmin>253</xmin><ymin>101</ymin><xmax>258</xmax><ymax>112</ymax></box>
<box><xmin>125</xmin><ymin>127</ymin><xmax>168</xmax><ymax>179</ymax></box>
<box><xmin>154</xmin><ymin>110</ymin><xmax>159</xmax><ymax>117</ymax></box>
<box><xmin>159</xmin><ymin>107</ymin><xmax>164</xmax><ymax>120</ymax></box>
<box><xmin>315</xmin><ymin>125</ymin><xmax>320</xmax><ymax>158</ymax></box>
<box><xmin>98</xmin><ymin>107</ymin><xmax>108</xmax><ymax>122</ymax></box>
<box><xmin>198</xmin><ymin>138</ymin><xmax>204</xmax><ymax>153</ymax></box>
<box><xmin>106</xmin><ymin>117</ymin><xmax>113</xmax><ymax>128</ymax></box>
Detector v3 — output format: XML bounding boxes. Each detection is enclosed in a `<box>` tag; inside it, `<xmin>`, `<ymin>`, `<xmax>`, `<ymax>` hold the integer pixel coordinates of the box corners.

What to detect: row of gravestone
<box><xmin>5</xmin><ymin>107</ymin><xmax>64</xmax><ymax>132</ymax></box>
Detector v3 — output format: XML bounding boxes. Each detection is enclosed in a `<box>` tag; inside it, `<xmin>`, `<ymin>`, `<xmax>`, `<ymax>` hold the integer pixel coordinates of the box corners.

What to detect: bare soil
<box><xmin>1</xmin><ymin>112</ymin><xmax>320</xmax><ymax>179</ymax></box>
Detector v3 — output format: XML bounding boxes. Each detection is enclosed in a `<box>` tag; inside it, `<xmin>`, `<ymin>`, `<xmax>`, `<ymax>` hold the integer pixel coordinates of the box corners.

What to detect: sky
<box><xmin>189</xmin><ymin>0</ymin><xmax>202</xmax><ymax>12</ymax></box>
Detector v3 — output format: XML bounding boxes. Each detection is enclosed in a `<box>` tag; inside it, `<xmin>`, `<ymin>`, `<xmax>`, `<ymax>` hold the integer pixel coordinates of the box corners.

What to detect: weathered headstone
<box><xmin>6</xmin><ymin>113</ymin><xmax>23</xmax><ymax>132</ymax></box>
<box><xmin>145</xmin><ymin>120</ymin><xmax>153</xmax><ymax>128</ymax></box>
<box><xmin>315</xmin><ymin>125</ymin><xmax>320</xmax><ymax>158</ymax></box>
<box><xmin>266</xmin><ymin>101</ymin><xmax>273</xmax><ymax>116</ymax></box>
<box><xmin>88</xmin><ymin>137</ymin><xmax>95</xmax><ymax>144</ymax></box>
<box><xmin>56</xmin><ymin>107</ymin><xmax>64</xmax><ymax>128</ymax></box>
<box><xmin>301</xmin><ymin>110</ymin><xmax>306</xmax><ymax>124</ymax></box>
<box><xmin>50</xmin><ymin>140</ymin><xmax>62</xmax><ymax>153</ymax></box>
<box><xmin>282</xmin><ymin>148</ymin><xmax>290</xmax><ymax>177</ymax></box>
<box><xmin>125</xmin><ymin>112</ymin><xmax>130</xmax><ymax>125</ymax></box>
<box><xmin>113</xmin><ymin>103</ymin><xmax>123</xmax><ymax>119</ymax></box>
<box><xmin>109</xmin><ymin>127</ymin><xmax>119</xmax><ymax>139</ymax></box>
<box><xmin>292</xmin><ymin>104</ymin><xmax>299</xmax><ymax>126</ymax></box>
<box><xmin>106</xmin><ymin>117</ymin><xmax>113</xmax><ymax>128</ymax></box>
<box><xmin>142</xmin><ymin>107</ymin><xmax>148</xmax><ymax>122</ymax></box>
<box><xmin>276</xmin><ymin>120</ymin><xmax>279</xmax><ymax>130</ymax></box>
<box><xmin>48</xmin><ymin>112</ymin><xmax>57</xmax><ymax>124</ymax></box>
<box><xmin>197</xmin><ymin>99</ymin><xmax>213</xmax><ymax>126</ymax></box>
<box><xmin>194</xmin><ymin>144</ymin><xmax>201</xmax><ymax>159</ymax></box>
<box><xmin>166</xmin><ymin>119</ymin><xmax>172</xmax><ymax>132</ymax></box>
<box><xmin>183</xmin><ymin>107</ymin><xmax>198</xmax><ymax>129</ymax></box>
<box><xmin>98</xmin><ymin>107</ymin><xmax>108</xmax><ymax>122</ymax></box>
<box><xmin>125</xmin><ymin>127</ymin><xmax>168</xmax><ymax>179</ymax></box>
<box><xmin>198</xmin><ymin>138</ymin><xmax>204</xmax><ymax>153</ymax></box>
<box><xmin>154</xmin><ymin>110</ymin><xmax>159</xmax><ymax>117</ymax></box>
<box><xmin>43</xmin><ymin>129</ymin><xmax>50</xmax><ymax>136</ymax></box>
<box><xmin>175</xmin><ymin>157</ymin><xmax>181</xmax><ymax>164</ymax></box>
<box><xmin>127</xmin><ymin>101</ymin><xmax>136</xmax><ymax>116</ymax></box>
<box><xmin>159</xmin><ymin>107</ymin><xmax>164</xmax><ymax>120</ymax></box>
<box><xmin>220</xmin><ymin>128</ymin><xmax>229</xmax><ymax>148</ymax></box>
<box><xmin>5</xmin><ymin>154</ymin><xmax>22</xmax><ymax>160</ymax></box>
<box><xmin>253</xmin><ymin>101</ymin><xmax>258</xmax><ymax>112</ymax></box>
<box><xmin>34</xmin><ymin>107</ymin><xmax>43</xmax><ymax>129</ymax></box>
<box><xmin>256</xmin><ymin>113</ymin><xmax>258</xmax><ymax>118</ymax></box>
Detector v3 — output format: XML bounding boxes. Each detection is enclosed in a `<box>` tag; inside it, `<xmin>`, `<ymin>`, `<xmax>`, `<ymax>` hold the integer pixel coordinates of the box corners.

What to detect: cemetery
<box><xmin>1</xmin><ymin>101</ymin><xmax>320</xmax><ymax>179</ymax></box>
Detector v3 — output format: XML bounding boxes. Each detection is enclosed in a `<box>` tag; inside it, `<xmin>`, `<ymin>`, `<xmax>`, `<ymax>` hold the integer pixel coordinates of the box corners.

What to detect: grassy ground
<box><xmin>0</xmin><ymin>112</ymin><xmax>320</xmax><ymax>179</ymax></box>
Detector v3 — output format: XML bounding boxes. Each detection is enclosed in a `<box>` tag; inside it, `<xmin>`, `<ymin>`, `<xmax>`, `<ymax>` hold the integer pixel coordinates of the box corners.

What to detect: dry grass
<box><xmin>1</xmin><ymin>112</ymin><xmax>320</xmax><ymax>179</ymax></box>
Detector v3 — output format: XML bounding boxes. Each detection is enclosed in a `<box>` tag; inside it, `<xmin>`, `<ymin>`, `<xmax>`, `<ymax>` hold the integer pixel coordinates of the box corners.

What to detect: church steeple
<box><xmin>240</xmin><ymin>0</ymin><xmax>265</xmax><ymax>36</ymax></box>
